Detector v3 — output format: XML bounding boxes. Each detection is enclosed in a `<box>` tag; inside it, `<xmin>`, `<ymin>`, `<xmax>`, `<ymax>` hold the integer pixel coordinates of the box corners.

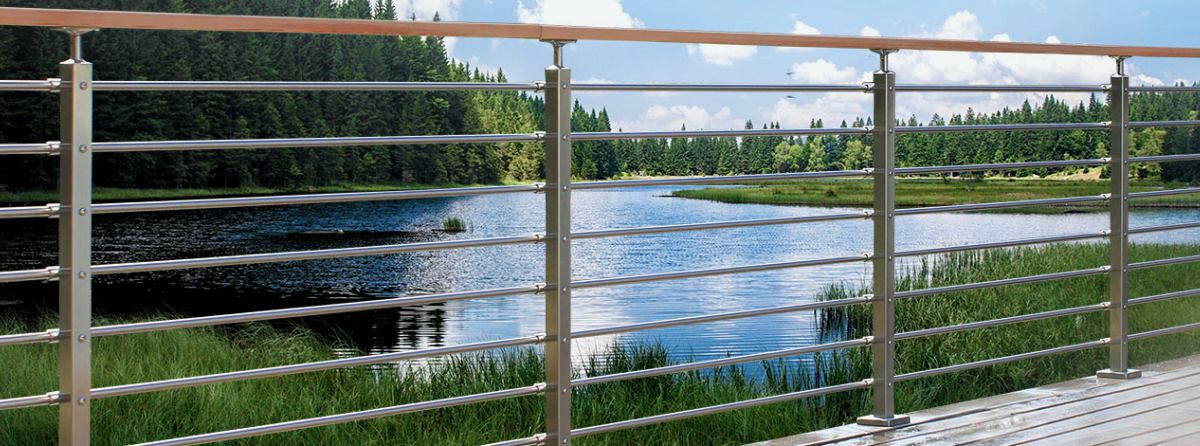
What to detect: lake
<box><xmin>1</xmin><ymin>185</ymin><xmax>1198</xmax><ymax>363</ymax></box>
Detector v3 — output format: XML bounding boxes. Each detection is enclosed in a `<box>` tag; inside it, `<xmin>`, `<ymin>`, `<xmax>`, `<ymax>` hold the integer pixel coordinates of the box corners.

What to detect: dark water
<box><xmin>2</xmin><ymin>186</ymin><xmax>1198</xmax><ymax>362</ymax></box>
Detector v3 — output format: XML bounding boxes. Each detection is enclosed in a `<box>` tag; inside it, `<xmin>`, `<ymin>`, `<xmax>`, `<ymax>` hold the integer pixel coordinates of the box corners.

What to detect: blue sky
<box><xmin>395</xmin><ymin>0</ymin><xmax>1200</xmax><ymax>131</ymax></box>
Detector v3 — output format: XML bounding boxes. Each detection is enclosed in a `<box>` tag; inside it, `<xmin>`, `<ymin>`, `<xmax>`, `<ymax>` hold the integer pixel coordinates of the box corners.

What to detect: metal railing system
<box><xmin>0</xmin><ymin>6</ymin><xmax>1199</xmax><ymax>446</ymax></box>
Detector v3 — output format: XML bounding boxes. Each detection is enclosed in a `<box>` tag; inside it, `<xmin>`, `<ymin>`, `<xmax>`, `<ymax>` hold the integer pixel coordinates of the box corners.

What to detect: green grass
<box><xmin>1</xmin><ymin>243</ymin><xmax>1198</xmax><ymax>445</ymax></box>
<box><xmin>442</xmin><ymin>216</ymin><xmax>468</xmax><ymax>232</ymax></box>
<box><xmin>0</xmin><ymin>180</ymin><xmax>528</xmax><ymax>205</ymax></box>
<box><xmin>0</xmin><ymin>317</ymin><xmax>867</xmax><ymax>445</ymax></box>
<box><xmin>823</xmin><ymin>243</ymin><xmax>1200</xmax><ymax>412</ymax></box>
<box><xmin>672</xmin><ymin>179</ymin><xmax>1200</xmax><ymax>211</ymax></box>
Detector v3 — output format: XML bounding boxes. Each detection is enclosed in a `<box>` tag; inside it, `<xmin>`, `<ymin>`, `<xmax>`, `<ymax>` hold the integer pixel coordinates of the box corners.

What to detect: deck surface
<box><xmin>751</xmin><ymin>355</ymin><xmax>1200</xmax><ymax>446</ymax></box>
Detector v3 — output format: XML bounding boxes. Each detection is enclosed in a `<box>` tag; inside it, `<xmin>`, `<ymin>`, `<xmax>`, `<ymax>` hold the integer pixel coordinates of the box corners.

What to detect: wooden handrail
<box><xmin>2</xmin><ymin>7</ymin><xmax>1200</xmax><ymax>58</ymax></box>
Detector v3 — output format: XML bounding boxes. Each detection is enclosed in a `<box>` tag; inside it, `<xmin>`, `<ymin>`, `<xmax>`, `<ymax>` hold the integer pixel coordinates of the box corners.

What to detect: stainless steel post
<box><xmin>58</xmin><ymin>28</ymin><xmax>94</xmax><ymax>446</ymax></box>
<box><xmin>858</xmin><ymin>49</ymin><xmax>910</xmax><ymax>427</ymax></box>
<box><xmin>1098</xmin><ymin>57</ymin><xmax>1141</xmax><ymax>380</ymax></box>
<box><xmin>543</xmin><ymin>39</ymin><xmax>574</xmax><ymax>445</ymax></box>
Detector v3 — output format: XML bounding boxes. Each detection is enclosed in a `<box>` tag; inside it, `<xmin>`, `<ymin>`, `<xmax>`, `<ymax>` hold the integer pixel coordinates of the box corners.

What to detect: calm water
<box><xmin>1</xmin><ymin>186</ymin><xmax>1198</xmax><ymax>362</ymax></box>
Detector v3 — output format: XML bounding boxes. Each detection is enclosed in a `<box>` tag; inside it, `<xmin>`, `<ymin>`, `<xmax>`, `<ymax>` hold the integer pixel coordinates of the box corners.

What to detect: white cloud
<box><xmin>788</xmin><ymin>59</ymin><xmax>860</xmax><ymax>84</ymax></box>
<box><xmin>933</xmin><ymin>10</ymin><xmax>983</xmax><ymax>39</ymax></box>
<box><xmin>885</xmin><ymin>11</ymin><xmax>1114</xmax><ymax>118</ymax></box>
<box><xmin>791</xmin><ymin>20</ymin><xmax>821</xmax><ymax>35</ymax></box>
<box><xmin>770</xmin><ymin>10</ymin><xmax>1172</xmax><ymax>126</ymax></box>
<box><xmin>516</xmin><ymin>0</ymin><xmax>643</xmax><ymax>28</ymax></box>
<box><xmin>860</xmin><ymin>26</ymin><xmax>881</xmax><ymax>37</ymax></box>
<box><xmin>777</xmin><ymin>20</ymin><xmax>822</xmax><ymax>52</ymax></box>
<box><xmin>688</xmin><ymin>44</ymin><xmax>758</xmax><ymax>66</ymax></box>
<box><xmin>394</xmin><ymin>0</ymin><xmax>463</xmax><ymax>20</ymax></box>
<box><xmin>388</xmin><ymin>0</ymin><xmax>464</xmax><ymax>56</ymax></box>
<box><xmin>613</xmin><ymin>105</ymin><xmax>744</xmax><ymax>132</ymax></box>
<box><xmin>466</xmin><ymin>56</ymin><xmax>500</xmax><ymax>77</ymax></box>
<box><xmin>765</xmin><ymin>93</ymin><xmax>872</xmax><ymax>129</ymax></box>
<box><xmin>1133</xmin><ymin>74</ymin><xmax>1165</xmax><ymax>87</ymax></box>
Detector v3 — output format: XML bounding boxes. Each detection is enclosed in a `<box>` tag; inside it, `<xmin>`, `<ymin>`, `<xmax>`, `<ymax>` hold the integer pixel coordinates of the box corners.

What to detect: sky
<box><xmin>393</xmin><ymin>0</ymin><xmax>1200</xmax><ymax>132</ymax></box>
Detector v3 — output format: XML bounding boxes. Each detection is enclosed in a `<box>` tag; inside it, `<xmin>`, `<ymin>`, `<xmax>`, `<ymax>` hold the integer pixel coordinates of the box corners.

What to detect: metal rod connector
<box><xmin>1111</xmin><ymin>56</ymin><xmax>1129</xmax><ymax>76</ymax></box>
<box><xmin>541</xmin><ymin>40</ymin><xmax>576</xmax><ymax>68</ymax></box>
<box><xmin>870</xmin><ymin>49</ymin><xmax>898</xmax><ymax>72</ymax></box>
<box><xmin>57</xmin><ymin>28</ymin><xmax>96</xmax><ymax>63</ymax></box>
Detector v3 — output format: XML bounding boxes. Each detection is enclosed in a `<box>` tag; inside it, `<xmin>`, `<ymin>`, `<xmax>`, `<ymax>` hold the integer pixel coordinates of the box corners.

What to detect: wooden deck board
<box><xmin>751</xmin><ymin>355</ymin><xmax>1200</xmax><ymax>446</ymax></box>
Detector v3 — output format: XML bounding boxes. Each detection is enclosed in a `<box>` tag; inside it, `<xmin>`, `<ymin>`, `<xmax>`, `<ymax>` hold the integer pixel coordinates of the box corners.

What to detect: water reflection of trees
<box><xmin>0</xmin><ymin>280</ymin><xmax>451</xmax><ymax>354</ymax></box>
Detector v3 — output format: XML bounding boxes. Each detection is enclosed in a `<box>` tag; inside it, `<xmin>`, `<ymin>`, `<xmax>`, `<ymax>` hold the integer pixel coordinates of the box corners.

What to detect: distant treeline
<box><xmin>1</xmin><ymin>0</ymin><xmax>1199</xmax><ymax>191</ymax></box>
<box><xmin>615</xmin><ymin>94</ymin><xmax>1200</xmax><ymax>182</ymax></box>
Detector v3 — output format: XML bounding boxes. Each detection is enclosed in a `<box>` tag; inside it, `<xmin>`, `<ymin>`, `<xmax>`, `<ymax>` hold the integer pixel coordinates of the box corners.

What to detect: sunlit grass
<box><xmin>822</xmin><ymin>242</ymin><xmax>1200</xmax><ymax>411</ymax></box>
<box><xmin>672</xmin><ymin>179</ymin><xmax>1200</xmax><ymax>211</ymax></box>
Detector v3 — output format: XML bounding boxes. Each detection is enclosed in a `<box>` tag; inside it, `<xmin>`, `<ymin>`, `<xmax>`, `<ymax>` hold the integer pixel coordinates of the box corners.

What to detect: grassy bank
<box><xmin>0</xmin><ymin>318</ymin><xmax>867</xmax><ymax>445</ymax></box>
<box><xmin>2</xmin><ymin>243</ymin><xmax>1198</xmax><ymax>444</ymax></box>
<box><xmin>672</xmin><ymin>179</ymin><xmax>1200</xmax><ymax>211</ymax></box>
<box><xmin>0</xmin><ymin>181</ymin><xmax>526</xmax><ymax>206</ymax></box>
<box><xmin>824</xmin><ymin>242</ymin><xmax>1200</xmax><ymax>412</ymax></box>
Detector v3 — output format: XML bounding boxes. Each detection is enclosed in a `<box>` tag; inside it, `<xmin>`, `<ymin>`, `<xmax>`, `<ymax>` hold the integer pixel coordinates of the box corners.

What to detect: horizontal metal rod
<box><xmin>1128</xmin><ymin>254</ymin><xmax>1200</xmax><ymax>271</ymax></box>
<box><xmin>572</xmin><ymin>212</ymin><xmax>871</xmax><ymax>240</ymax></box>
<box><xmin>0</xmin><ymin>204</ymin><xmax>57</xmax><ymax>219</ymax></box>
<box><xmin>895</xmin><ymin>195</ymin><xmax>1108</xmax><ymax>216</ymax></box>
<box><xmin>895</xmin><ymin>159</ymin><xmax>1107</xmax><ymax>175</ymax></box>
<box><xmin>0</xmin><ymin>79</ymin><xmax>56</xmax><ymax>91</ymax></box>
<box><xmin>1130</xmin><ymin>287</ymin><xmax>1200</xmax><ymax>306</ymax></box>
<box><xmin>1129</xmin><ymin>322</ymin><xmax>1200</xmax><ymax>341</ymax></box>
<box><xmin>1129</xmin><ymin>221</ymin><xmax>1200</xmax><ymax>235</ymax></box>
<box><xmin>93</xmin><ymin>285</ymin><xmax>538</xmax><ymax>337</ymax></box>
<box><xmin>894</xmin><ymin>339</ymin><xmax>1108</xmax><ymax>382</ymax></box>
<box><xmin>0</xmin><ymin>392</ymin><xmax>60</xmax><ymax>411</ymax></box>
<box><xmin>92</xmin><ymin>133</ymin><xmax>542</xmax><ymax>153</ymax></box>
<box><xmin>895</xmin><ymin>231</ymin><xmax>1108</xmax><ymax>258</ymax></box>
<box><xmin>132</xmin><ymin>384</ymin><xmax>545</xmax><ymax>446</ymax></box>
<box><xmin>1129</xmin><ymin>153</ymin><xmax>1200</xmax><ymax>164</ymax></box>
<box><xmin>91</xmin><ymin>81</ymin><xmax>541</xmax><ymax>92</ymax></box>
<box><xmin>1130</xmin><ymin>85</ymin><xmax>1200</xmax><ymax>92</ymax></box>
<box><xmin>0</xmin><ymin>142</ymin><xmax>57</xmax><ymax>155</ymax></box>
<box><xmin>895</xmin><ymin>303</ymin><xmax>1108</xmax><ymax>341</ymax></box>
<box><xmin>894</xmin><ymin>266</ymin><xmax>1108</xmax><ymax>300</ymax></box>
<box><xmin>573</xmin><ymin>169</ymin><xmax>870</xmax><ymax>189</ymax></box>
<box><xmin>93</xmin><ymin>335</ymin><xmax>542</xmax><ymax>399</ymax></box>
<box><xmin>89</xmin><ymin>235</ymin><xmax>541</xmax><ymax>276</ymax></box>
<box><xmin>572</xmin><ymin>337</ymin><xmax>870</xmax><ymax>388</ymax></box>
<box><xmin>1127</xmin><ymin>187</ymin><xmax>1200</xmax><ymax>199</ymax></box>
<box><xmin>9</xmin><ymin>235</ymin><xmax>541</xmax><ymax>283</ymax></box>
<box><xmin>895</xmin><ymin>122</ymin><xmax>1108</xmax><ymax>134</ymax></box>
<box><xmin>572</xmin><ymin>127</ymin><xmax>869</xmax><ymax>141</ymax></box>
<box><xmin>0</xmin><ymin>267</ymin><xmax>57</xmax><ymax>284</ymax></box>
<box><xmin>483</xmin><ymin>435</ymin><xmax>547</xmax><ymax>446</ymax></box>
<box><xmin>1128</xmin><ymin>120</ymin><xmax>1200</xmax><ymax>129</ymax></box>
<box><xmin>0</xmin><ymin>329</ymin><xmax>59</xmax><ymax>347</ymax></box>
<box><xmin>571</xmin><ymin>380</ymin><xmax>870</xmax><ymax>438</ymax></box>
<box><xmin>895</xmin><ymin>84</ymin><xmax>1107</xmax><ymax>93</ymax></box>
<box><xmin>573</xmin><ymin>296</ymin><xmax>872</xmax><ymax>339</ymax></box>
<box><xmin>572</xmin><ymin>255</ymin><xmax>869</xmax><ymax>290</ymax></box>
<box><xmin>571</xmin><ymin>83</ymin><xmax>868</xmax><ymax>92</ymax></box>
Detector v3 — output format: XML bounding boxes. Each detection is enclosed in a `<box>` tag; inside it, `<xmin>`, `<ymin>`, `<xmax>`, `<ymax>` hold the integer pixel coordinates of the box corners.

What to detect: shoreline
<box><xmin>0</xmin><ymin>182</ymin><xmax>527</xmax><ymax>206</ymax></box>
<box><xmin>2</xmin><ymin>177</ymin><xmax>1197</xmax><ymax>210</ymax></box>
<box><xmin>671</xmin><ymin>178</ymin><xmax>1200</xmax><ymax>211</ymax></box>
